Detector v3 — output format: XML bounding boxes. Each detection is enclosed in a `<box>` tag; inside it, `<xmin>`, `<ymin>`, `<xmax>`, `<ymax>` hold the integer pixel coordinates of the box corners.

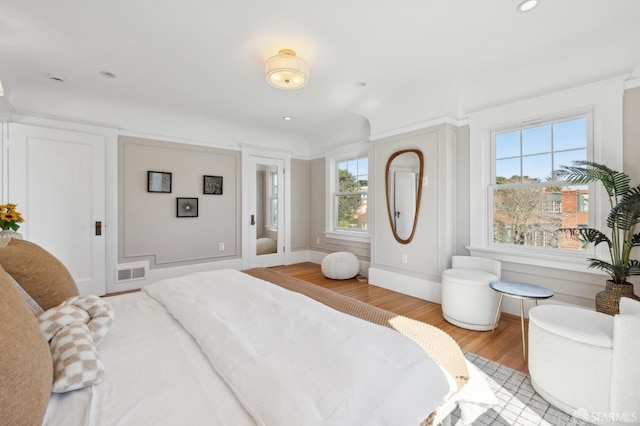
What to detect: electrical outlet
<box><xmin>401</xmin><ymin>254</ymin><xmax>408</xmax><ymax>264</ymax></box>
<box><xmin>423</xmin><ymin>176</ymin><xmax>429</xmax><ymax>186</ymax></box>
<box><xmin>218</xmin><ymin>243</ymin><xmax>224</xmax><ymax>251</ymax></box>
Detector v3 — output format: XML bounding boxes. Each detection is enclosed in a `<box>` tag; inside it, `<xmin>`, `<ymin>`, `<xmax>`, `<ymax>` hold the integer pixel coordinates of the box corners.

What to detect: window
<box><xmin>491</xmin><ymin>114</ymin><xmax>591</xmax><ymax>251</ymax></box>
<box><xmin>335</xmin><ymin>157</ymin><xmax>368</xmax><ymax>232</ymax></box>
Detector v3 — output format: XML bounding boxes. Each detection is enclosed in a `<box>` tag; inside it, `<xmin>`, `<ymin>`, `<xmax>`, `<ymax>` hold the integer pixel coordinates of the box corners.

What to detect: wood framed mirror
<box><xmin>385</xmin><ymin>149</ymin><xmax>424</xmax><ymax>244</ymax></box>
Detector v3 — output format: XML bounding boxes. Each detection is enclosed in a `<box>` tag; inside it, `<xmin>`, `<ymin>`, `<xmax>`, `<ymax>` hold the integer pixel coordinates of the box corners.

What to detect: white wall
<box><xmin>369</xmin><ymin>124</ymin><xmax>456</xmax><ymax>302</ymax></box>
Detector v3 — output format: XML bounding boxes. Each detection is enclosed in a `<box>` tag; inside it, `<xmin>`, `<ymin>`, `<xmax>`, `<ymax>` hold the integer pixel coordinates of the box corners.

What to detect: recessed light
<box><xmin>517</xmin><ymin>0</ymin><xmax>540</xmax><ymax>12</ymax></box>
<box><xmin>99</xmin><ymin>71</ymin><xmax>117</xmax><ymax>79</ymax></box>
<box><xmin>48</xmin><ymin>74</ymin><xmax>65</xmax><ymax>83</ymax></box>
<box><xmin>283</xmin><ymin>116</ymin><xmax>292</xmax><ymax>121</ymax></box>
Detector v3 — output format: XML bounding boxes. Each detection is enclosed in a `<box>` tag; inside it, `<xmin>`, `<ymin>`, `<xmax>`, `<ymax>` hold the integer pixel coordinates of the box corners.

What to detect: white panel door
<box><xmin>6</xmin><ymin>124</ymin><xmax>106</xmax><ymax>295</ymax></box>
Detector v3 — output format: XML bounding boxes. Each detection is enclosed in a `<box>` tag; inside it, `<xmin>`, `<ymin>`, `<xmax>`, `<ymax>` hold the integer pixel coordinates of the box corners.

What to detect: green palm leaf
<box><xmin>560</xmin><ymin>227</ymin><xmax>611</xmax><ymax>249</ymax></box>
<box><xmin>629</xmin><ymin>260</ymin><xmax>640</xmax><ymax>276</ymax></box>
<box><xmin>587</xmin><ymin>259</ymin><xmax>627</xmax><ymax>283</ymax></box>
<box><xmin>554</xmin><ymin>160</ymin><xmax>630</xmax><ymax>198</ymax></box>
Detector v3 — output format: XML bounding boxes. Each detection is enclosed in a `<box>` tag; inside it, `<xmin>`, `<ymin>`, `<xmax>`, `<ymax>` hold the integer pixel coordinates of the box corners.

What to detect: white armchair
<box><xmin>441</xmin><ymin>256</ymin><xmax>501</xmax><ymax>331</ymax></box>
<box><xmin>528</xmin><ymin>297</ymin><xmax>640</xmax><ymax>425</ymax></box>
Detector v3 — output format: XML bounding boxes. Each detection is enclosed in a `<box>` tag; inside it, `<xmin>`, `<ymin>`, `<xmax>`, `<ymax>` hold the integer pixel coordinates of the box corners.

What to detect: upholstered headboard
<box><xmin>0</xmin><ymin>239</ymin><xmax>81</xmax><ymax>425</ymax></box>
<box><xmin>0</xmin><ymin>239</ymin><xmax>79</xmax><ymax>310</ymax></box>
<box><xmin>0</xmin><ymin>265</ymin><xmax>53</xmax><ymax>425</ymax></box>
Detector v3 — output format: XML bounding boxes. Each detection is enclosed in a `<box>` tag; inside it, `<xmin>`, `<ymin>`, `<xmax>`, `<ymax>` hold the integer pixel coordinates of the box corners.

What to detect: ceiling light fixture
<box><xmin>283</xmin><ymin>116</ymin><xmax>292</xmax><ymax>121</ymax></box>
<box><xmin>265</xmin><ymin>49</ymin><xmax>309</xmax><ymax>90</ymax></box>
<box><xmin>517</xmin><ymin>0</ymin><xmax>540</xmax><ymax>12</ymax></box>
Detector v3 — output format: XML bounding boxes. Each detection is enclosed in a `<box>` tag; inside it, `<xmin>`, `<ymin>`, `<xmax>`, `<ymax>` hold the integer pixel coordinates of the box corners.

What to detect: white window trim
<box><xmin>488</xmin><ymin>110</ymin><xmax>594</xmax><ymax>256</ymax></box>
<box><xmin>325</xmin><ymin>147</ymin><xmax>371</xmax><ymax>243</ymax></box>
<box><xmin>467</xmin><ymin>77</ymin><xmax>625</xmax><ymax>271</ymax></box>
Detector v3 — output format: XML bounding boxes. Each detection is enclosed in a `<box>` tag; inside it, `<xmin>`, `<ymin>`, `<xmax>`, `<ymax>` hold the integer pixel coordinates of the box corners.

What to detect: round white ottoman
<box><xmin>321</xmin><ymin>252</ymin><xmax>360</xmax><ymax>280</ymax></box>
<box><xmin>441</xmin><ymin>256</ymin><xmax>501</xmax><ymax>331</ymax></box>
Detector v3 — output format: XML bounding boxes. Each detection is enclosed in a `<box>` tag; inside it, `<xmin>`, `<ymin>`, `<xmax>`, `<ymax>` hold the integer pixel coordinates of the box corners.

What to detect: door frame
<box><xmin>5</xmin><ymin>123</ymin><xmax>107</xmax><ymax>295</ymax></box>
<box><xmin>241</xmin><ymin>148</ymin><xmax>291</xmax><ymax>269</ymax></box>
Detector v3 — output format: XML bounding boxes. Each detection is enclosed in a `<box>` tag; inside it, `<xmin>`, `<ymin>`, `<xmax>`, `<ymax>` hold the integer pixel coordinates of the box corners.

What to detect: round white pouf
<box><xmin>321</xmin><ymin>252</ymin><xmax>360</xmax><ymax>280</ymax></box>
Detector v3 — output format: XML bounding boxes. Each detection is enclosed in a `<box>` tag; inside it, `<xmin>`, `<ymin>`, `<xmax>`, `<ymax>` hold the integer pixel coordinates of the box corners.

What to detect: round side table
<box><xmin>490</xmin><ymin>280</ymin><xmax>553</xmax><ymax>360</ymax></box>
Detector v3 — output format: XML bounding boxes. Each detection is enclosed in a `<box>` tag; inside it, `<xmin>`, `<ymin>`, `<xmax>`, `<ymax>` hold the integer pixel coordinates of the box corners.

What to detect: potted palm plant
<box><xmin>554</xmin><ymin>160</ymin><xmax>640</xmax><ymax>315</ymax></box>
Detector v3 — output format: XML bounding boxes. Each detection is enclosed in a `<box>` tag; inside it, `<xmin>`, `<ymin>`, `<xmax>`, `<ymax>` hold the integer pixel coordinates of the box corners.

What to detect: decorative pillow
<box><xmin>0</xmin><ymin>265</ymin><xmax>53</xmax><ymax>425</ymax></box>
<box><xmin>0</xmin><ymin>239</ymin><xmax>79</xmax><ymax>310</ymax></box>
<box><xmin>38</xmin><ymin>296</ymin><xmax>114</xmax><ymax>393</ymax></box>
<box><xmin>39</xmin><ymin>296</ymin><xmax>114</xmax><ymax>344</ymax></box>
<box><xmin>48</xmin><ymin>322</ymin><xmax>106</xmax><ymax>393</ymax></box>
<box><xmin>62</xmin><ymin>295</ymin><xmax>114</xmax><ymax>345</ymax></box>
<box><xmin>6</xmin><ymin>270</ymin><xmax>44</xmax><ymax>315</ymax></box>
<box><xmin>39</xmin><ymin>304</ymin><xmax>91</xmax><ymax>341</ymax></box>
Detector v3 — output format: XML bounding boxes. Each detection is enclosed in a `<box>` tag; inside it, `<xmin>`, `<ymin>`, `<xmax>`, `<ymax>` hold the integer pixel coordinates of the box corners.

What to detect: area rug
<box><xmin>450</xmin><ymin>351</ymin><xmax>595</xmax><ymax>426</ymax></box>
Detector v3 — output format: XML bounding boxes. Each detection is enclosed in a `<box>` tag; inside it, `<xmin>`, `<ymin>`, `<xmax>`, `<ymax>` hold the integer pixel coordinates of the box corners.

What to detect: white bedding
<box><xmin>44</xmin><ymin>291</ymin><xmax>255</xmax><ymax>426</ymax></box>
<box><xmin>144</xmin><ymin>269</ymin><xmax>449</xmax><ymax>425</ymax></box>
<box><xmin>44</xmin><ymin>269</ymin><xmax>494</xmax><ymax>426</ymax></box>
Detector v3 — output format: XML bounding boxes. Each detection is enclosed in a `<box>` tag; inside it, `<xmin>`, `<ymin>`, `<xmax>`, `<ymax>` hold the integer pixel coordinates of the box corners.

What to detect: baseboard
<box><xmin>285</xmin><ymin>250</ymin><xmax>311</xmax><ymax>265</ymax></box>
<box><xmin>366</xmin><ymin>267</ymin><xmax>562</xmax><ymax>318</ymax></box>
<box><xmin>368</xmin><ymin>267</ymin><xmax>443</xmax><ymax>303</ymax></box>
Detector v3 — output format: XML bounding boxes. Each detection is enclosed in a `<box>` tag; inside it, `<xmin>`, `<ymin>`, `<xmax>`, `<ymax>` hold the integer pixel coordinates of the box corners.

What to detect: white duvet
<box><xmin>143</xmin><ymin>269</ymin><xmax>450</xmax><ymax>426</ymax></box>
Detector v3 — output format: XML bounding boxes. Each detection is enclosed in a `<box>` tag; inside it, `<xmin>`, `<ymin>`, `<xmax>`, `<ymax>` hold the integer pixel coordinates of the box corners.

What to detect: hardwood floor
<box><xmin>271</xmin><ymin>262</ymin><xmax>529</xmax><ymax>374</ymax></box>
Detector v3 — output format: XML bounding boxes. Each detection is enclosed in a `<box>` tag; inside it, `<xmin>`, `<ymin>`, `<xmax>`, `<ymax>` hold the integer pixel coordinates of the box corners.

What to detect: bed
<box><xmin>0</xmin><ymin>240</ymin><xmax>495</xmax><ymax>426</ymax></box>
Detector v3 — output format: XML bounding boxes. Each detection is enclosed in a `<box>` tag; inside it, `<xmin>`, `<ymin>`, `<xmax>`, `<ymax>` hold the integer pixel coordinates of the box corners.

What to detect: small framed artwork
<box><xmin>203</xmin><ymin>175</ymin><xmax>223</xmax><ymax>195</ymax></box>
<box><xmin>148</xmin><ymin>171</ymin><xmax>172</xmax><ymax>193</ymax></box>
<box><xmin>177</xmin><ymin>197</ymin><xmax>198</xmax><ymax>217</ymax></box>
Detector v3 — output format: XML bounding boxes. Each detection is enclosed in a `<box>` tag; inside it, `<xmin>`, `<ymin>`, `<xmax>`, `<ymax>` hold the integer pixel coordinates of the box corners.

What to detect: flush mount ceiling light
<box><xmin>265</xmin><ymin>49</ymin><xmax>309</xmax><ymax>90</ymax></box>
<box><xmin>517</xmin><ymin>0</ymin><xmax>540</xmax><ymax>12</ymax></box>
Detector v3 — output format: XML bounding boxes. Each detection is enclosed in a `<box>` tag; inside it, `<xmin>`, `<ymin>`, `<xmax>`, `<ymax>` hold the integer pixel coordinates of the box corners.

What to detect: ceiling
<box><xmin>1</xmin><ymin>0</ymin><xmax>639</xmax><ymax>156</ymax></box>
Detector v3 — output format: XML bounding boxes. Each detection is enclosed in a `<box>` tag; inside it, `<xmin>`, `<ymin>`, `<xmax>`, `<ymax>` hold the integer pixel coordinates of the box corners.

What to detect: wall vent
<box><xmin>116</xmin><ymin>265</ymin><xmax>147</xmax><ymax>283</ymax></box>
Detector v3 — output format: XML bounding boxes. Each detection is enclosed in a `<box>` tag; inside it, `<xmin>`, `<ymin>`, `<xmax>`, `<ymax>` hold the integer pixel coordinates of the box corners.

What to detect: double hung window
<box><xmin>334</xmin><ymin>157</ymin><xmax>368</xmax><ymax>232</ymax></box>
<box><xmin>490</xmin><ymin>113</ymin><xmax>591</xmax><ymax>251</ymax></box>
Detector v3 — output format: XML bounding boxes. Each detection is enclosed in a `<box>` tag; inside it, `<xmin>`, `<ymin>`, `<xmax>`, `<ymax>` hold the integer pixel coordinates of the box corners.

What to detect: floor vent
<box><xmin>117</xmin><ymin>266</ymin><xmax>146</xmax><ymax>282</ymax></box>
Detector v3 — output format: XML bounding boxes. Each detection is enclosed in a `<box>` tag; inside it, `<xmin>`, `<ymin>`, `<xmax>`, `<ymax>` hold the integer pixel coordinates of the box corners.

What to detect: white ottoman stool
<box><xmin>441</xmin><ymin>256</ymin><xmax>501</xmax><ymax>331</ymax></box>
<box><xmin>321</xmin><ymin>252</ymin><xmax>360</xmax><ymax>280</ymax></box>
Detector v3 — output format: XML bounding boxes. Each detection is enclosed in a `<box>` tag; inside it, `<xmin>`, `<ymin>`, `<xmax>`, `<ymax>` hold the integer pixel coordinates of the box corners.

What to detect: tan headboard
<box><xmin>0</xmin><ymin>265</ymin><xmax>53</xmax><ymax>425</ymax></box>
<box><xmin>0</xmin><ymin>239</ymin><xmax>79</xmax><ymax>310</ymax></box>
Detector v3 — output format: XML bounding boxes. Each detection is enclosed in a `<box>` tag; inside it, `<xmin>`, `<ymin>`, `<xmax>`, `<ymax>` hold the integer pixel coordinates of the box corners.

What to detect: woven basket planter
<box><xmin>595</xmin><ymin>281</ymin><xmax>639</xmax><ymax>315</ymax></box>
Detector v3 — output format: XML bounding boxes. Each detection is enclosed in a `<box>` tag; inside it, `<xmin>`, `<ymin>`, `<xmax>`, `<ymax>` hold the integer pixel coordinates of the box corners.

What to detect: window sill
<box><xmin>324</xmin><ymin>231</ymin><xmax>371</xmax><ymax>244</ymax></box>
<box><xmin>465</xmin><ymin>245</ymin><xmax>604</xmax><ymax>275</ymax></box>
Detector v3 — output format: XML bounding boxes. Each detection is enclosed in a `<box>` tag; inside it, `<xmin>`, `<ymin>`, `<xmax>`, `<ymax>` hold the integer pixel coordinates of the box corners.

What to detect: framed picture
<box><xmin>203</xmin><ymin>175</ymin><xmax>223</xmax><ymax>195</ymax></box>
<box><xmin>177</xmin><ymin>197</ymin><xmax>198</xmax><ymax>217</ymax></box>
<box><xmin>148</xmin><ymin>171</ymin><xmax>172</xmax><ymax>193</ymax></box>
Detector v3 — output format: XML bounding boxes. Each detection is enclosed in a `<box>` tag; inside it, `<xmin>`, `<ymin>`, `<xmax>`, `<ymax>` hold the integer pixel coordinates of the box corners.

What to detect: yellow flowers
<box><xmin>0</xmin><ymin>203</ymin><xmax>25</xmax><ymax>231</ymax></box>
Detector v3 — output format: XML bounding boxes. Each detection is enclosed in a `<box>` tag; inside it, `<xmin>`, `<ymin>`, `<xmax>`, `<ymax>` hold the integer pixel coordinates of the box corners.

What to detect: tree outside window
<box><xmin>335</xmin><ymin>157</ymin><xmax>368</xmax><ymax>231</ymax></box>
<box><xmin>491</xmin><ymin>115</ymin><xmax>590</xmax><ymax>250</ymax></box>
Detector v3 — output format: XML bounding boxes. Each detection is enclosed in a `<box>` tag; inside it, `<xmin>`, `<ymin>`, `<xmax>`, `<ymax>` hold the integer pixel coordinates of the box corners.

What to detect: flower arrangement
<box><xmin>0</xmin><ymin>203</ymin><xmax>25</xmax><ymax>231</ymax></box>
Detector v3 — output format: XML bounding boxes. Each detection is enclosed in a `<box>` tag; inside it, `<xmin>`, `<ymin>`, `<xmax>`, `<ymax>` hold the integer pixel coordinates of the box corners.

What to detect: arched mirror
<box><xmin>385</xmin><ymin>149</ymin><xmax>424</xmax><ymax>244</ymax></box>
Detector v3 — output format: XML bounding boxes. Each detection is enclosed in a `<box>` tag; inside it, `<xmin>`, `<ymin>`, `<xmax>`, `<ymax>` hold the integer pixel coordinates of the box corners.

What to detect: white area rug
<box><xmin>451</xmin><ymin>351</ymin><xmax>595</xmax><ymax>426</ymax></box>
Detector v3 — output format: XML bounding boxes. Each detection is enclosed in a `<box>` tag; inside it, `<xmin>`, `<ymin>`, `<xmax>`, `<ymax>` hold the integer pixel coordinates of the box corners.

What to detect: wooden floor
<box><xmin>271</xmin><ymin>262</ymin><xmax>529</xmax><ymax>374</ymax></box>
